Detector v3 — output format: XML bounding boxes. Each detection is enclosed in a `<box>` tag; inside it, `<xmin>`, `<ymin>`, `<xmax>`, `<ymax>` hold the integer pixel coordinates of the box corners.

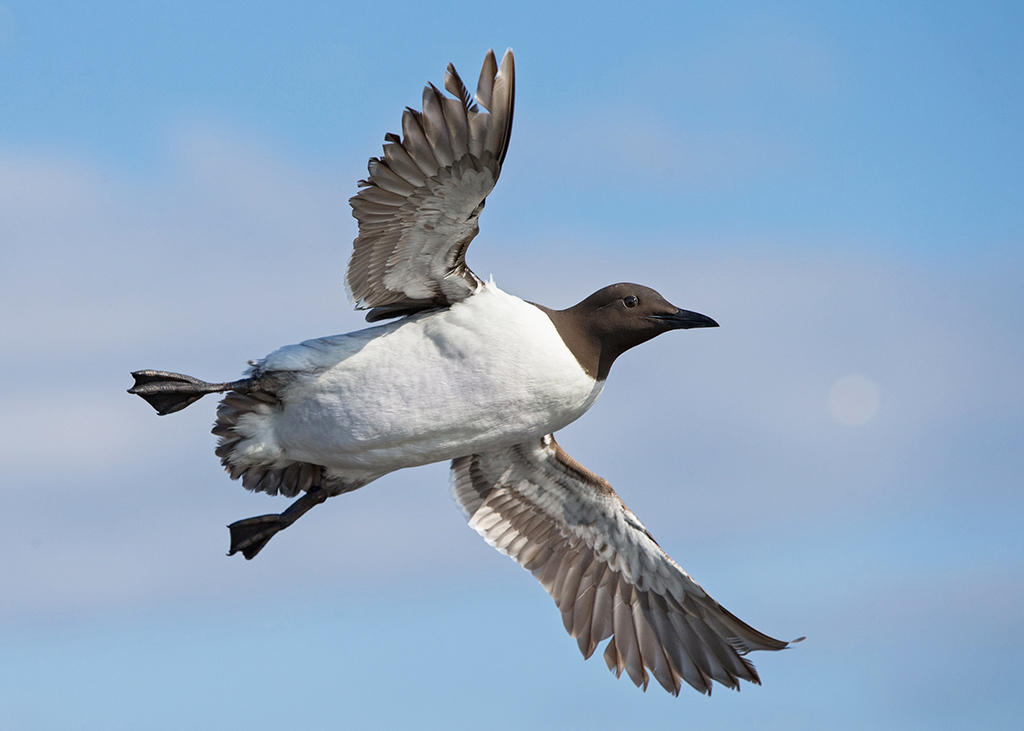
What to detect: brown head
<box><xmin>539</xmin><ymin>283</ymin><xmax>718</xmax><ymax>381</ymax></box>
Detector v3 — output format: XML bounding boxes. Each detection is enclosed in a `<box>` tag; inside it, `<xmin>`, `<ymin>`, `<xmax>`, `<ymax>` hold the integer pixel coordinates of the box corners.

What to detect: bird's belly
<box><xmin>276</xmin><ymin>354</ymin><xmax>601</xmax><ymax>472</ymax></box>
<box><xmin>263</xmin><ymin>291</ymin><xmax>603</xmax><ymax>473</ymax></box>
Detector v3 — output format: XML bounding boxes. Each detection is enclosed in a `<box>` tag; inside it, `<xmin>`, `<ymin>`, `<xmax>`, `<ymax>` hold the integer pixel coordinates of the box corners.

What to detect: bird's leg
<box><xmin>227</xmin><ymin>487</ymin><xmax>328</xmax><ymax>559</ymax></box>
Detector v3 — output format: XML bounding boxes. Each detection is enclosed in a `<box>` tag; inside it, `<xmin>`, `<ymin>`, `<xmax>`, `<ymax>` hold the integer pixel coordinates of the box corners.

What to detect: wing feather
<box><xmin>347</xmin><ymin>49</ymin><xmax>515</xmax><ymax>318</ymax></box>
<box><xmin>484</xmin><ymin>50</ymin><xmax>515</xmax><ymax>164</ymax></box>
<box><xmin>450</xmin><ymin>435</ymin><xmax>795</xmax><ymax>696</ymax></box>
<box><xmin>381</xmin><ymin>141</ymin><xmax>427</xmax><ymax>186</ymax></box>
<box><xmin>399</xmin><ymin>108</ymin><xmax>439</xmax><ymax>177</ymax></box>
<box><xmin>366</xmin><ymin>159</ymin><xmax>415</xmax><ymax>196</ymax></box>
<box><xmin>474</xmin><ymin>49</ymin><xmax>498</xmax><ymax>110</ymax></box>
<box><xmin>442</xmin><ymin>96</ymin><xmax>471</xmax><ymax>157</ymax></box>
<box><xmin>421</xmin><ymin>85</ymin><xmax>454</xmax><ymax>167</ymax></box>
<box><xmin>444</xmin><ymin>62</ymin><xmax>477</xmax><ymax>113</ymax></box>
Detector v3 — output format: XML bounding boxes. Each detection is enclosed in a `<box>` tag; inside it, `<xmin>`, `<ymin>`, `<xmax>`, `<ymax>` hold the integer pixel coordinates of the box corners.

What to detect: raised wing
<box><xmin>451</xmin><ymin>435</ymin><xmax>796</xmax><ymax>696</ymax></box>
<box><xmin>347</xmin><ymin>49</ymin><xmax>515</xmax><ymax>321</ymax></box>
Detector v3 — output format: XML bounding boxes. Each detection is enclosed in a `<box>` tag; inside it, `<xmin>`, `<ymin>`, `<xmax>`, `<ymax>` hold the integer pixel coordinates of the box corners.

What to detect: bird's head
<box><xmin>542</xmin><ymin>283</ymin><xmax>718</xmax><ymax>380</ymax></box>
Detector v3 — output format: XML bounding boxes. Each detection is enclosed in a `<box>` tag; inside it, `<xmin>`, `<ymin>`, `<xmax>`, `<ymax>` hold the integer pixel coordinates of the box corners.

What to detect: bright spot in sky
<box><xmin>828</xmin><ymin>374</ymin><xmax>881</xmax><ymax>426</ymax></box>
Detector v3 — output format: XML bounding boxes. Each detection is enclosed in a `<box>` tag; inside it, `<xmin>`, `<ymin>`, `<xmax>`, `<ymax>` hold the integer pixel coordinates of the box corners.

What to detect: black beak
<box><xmin>650</xmin><ymin>308</ymin><xmax>719</xmax><ymax>330</ymax></box>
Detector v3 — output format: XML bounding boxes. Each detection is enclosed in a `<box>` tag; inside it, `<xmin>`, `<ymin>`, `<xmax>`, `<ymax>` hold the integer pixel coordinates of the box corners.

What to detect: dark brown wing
<box><xmin>451</xmin><ymin>434</ymin><xmax>795</xmax><ymax>696</ymax></box>
<box><xmin>347</xmin><ymin>49</ymin><xmax>515</xmax><ymax>321</ymax></box>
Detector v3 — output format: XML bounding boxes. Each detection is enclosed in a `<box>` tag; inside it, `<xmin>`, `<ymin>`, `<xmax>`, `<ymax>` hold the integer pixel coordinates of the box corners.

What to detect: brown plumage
<box><xmin>347</xmin><ymin>49</ymin><xmax>515</xmax><ymax>319</ymax></box>
<box><xmin>452</xmin><ymin>435</ymin><xmax>795</xmax><ymax>696</ymax></box>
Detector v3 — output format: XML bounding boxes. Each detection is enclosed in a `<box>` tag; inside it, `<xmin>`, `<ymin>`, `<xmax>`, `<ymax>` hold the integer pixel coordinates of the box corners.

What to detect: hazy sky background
<box><xmin>2</xmin><ymin>1</ymin><xmax>1022</xmax><ymax>728</ymax></box>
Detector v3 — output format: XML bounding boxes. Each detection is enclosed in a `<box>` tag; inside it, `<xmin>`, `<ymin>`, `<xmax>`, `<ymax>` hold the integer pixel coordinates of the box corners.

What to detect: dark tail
<box><xmin>128</xmin><ymin>370</ymin><xmax>252</xmax><ymax>415</ymax></box>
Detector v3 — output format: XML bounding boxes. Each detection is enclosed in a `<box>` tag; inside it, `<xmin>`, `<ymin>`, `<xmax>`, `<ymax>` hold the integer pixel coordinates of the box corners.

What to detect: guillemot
<box><xmin>129</xmin><ymin>49</ymin><xmax>797</xmax><ymax>696</ymax></box>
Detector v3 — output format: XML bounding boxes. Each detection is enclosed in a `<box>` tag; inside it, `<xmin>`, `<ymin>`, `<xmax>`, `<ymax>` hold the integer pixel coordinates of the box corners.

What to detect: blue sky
<box><xmin>2</xmin><ymin>1</ymin><xmax>1022</xmax><ymax>729</ymax></box>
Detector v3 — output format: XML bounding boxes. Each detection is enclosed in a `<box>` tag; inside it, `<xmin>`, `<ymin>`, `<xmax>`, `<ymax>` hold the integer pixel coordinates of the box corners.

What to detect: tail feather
<box><xmin>128</xmin><ymin>370</ymin><xmax>249</xmax><ymax>415</ymax></box>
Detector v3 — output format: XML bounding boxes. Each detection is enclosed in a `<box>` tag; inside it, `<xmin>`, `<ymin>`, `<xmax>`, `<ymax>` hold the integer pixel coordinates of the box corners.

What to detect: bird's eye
<box><xmin>623</xmin><ymin>295</ymin><xmax>639</xmax><ymax>308</ymax></box>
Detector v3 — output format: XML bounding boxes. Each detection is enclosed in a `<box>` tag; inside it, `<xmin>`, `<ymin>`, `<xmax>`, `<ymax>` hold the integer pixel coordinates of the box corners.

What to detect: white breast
<box><xmin>235</xmin><ymin>284</ymin><xmax>602</xmax><ymax>475</ymax></box>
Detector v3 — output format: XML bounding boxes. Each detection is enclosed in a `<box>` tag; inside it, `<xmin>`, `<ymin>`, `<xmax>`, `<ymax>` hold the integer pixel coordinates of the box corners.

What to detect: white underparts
<box><xmin>223</xmin><ymin>283</ymin><xmax>603</xmax><ymax>480</ymax></box>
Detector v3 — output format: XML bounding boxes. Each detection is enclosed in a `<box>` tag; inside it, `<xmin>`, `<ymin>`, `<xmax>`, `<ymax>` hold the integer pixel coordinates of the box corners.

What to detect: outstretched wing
<box><xmin>451</xmin><ymin>435</ymin><xmax>796</xmax><ymax>696</ymax></box>
<box><xmin>347</xmin><ymin>49</ymin><xmax>515</xmax><ymax>322</ymax></box>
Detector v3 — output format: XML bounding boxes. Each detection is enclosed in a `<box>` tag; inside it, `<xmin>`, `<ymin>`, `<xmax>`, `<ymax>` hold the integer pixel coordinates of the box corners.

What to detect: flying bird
<box><xmin>129</xmin><ymin>49</ymin><xmax>797</xmax><ymax>696</ymax></box>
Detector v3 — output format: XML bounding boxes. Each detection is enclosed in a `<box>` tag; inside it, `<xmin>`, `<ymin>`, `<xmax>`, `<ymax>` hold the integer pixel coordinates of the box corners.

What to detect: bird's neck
<box><xmin>534</xmin><ymin>304</ymin><xmax>613</xmax><ymax>381</ymax></box>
